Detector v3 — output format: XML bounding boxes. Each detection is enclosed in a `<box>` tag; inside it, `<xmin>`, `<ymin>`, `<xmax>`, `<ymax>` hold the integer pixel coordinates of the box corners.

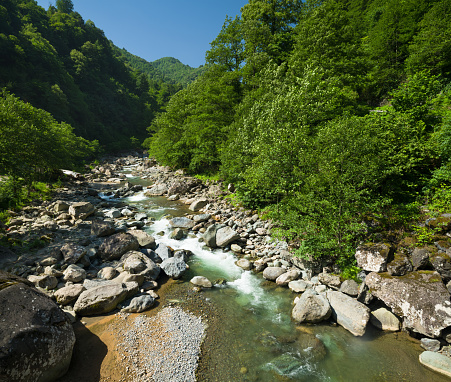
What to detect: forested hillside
<box><xmin>0</xmin><ymin>0</ymin><xmax>180</xmax><ymax>150</ymax></box>
<box><xmin>146</xmin><ymin>0</ymin><xmax>451</xmax><ymax>269</ymax></box>
<box><xmin>113</xmin><ymin>48</ymin><xmax>207</xmax><ymax>87</ymax></box>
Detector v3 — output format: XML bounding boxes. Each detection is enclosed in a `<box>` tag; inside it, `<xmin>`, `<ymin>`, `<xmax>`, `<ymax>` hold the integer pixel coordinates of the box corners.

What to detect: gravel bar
<box><xmin>113</xmin><ymin>307</ymin><xmax>206</xmax><ymax>382</ymax></box>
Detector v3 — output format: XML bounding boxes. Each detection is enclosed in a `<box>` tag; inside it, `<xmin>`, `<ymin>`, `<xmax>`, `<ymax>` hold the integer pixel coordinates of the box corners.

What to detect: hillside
<box><xmin>112</xmin><ymin>47</ymin><xmax>207</xmax><ymax>87</ymax></box>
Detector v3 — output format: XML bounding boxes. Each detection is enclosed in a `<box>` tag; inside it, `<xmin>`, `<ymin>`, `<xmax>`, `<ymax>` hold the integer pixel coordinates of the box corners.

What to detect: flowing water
<box><xmin>117</xmin><ymin>173</ymin><xmax>448</xmax><ymax>382</ymax></box>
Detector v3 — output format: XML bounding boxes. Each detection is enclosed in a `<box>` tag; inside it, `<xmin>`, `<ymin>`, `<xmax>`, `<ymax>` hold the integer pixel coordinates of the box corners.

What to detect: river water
<box><xmin>121</xmin><ymin>173</ymin><xmax>448</xmax><ymax>382</ymax></box>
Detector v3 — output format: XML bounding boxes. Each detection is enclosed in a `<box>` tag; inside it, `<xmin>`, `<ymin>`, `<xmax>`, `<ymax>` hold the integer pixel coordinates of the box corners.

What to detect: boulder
<box><xmin>292</xmin><ymin>289</ymin><xmax>331</xmax><ymax>324</ymax></box>
<box><xmin>366</xmin><ymin>271</ymin><xmax>451</xmax><ymax>337</ymax></box>
<box><xmin>68</xmin><ymin>201</ymin><xmax>95</xmax><ymax>220</ymax></box>
<box><xmin>0</xmin><ymin>271</ymin><xmax>75</xmax><ymax>382</ymax></box>
<box><xmin>127</xmin><ymin>229</ymin><xmax>156</xmax><ymax>249</ymax></box>
<box><xmin>318</xmin><ymin>273</ymin><xmax>341</xmax><ymax>289</ymax></box>
<box><xmin>54</xmin><ymin>284</ymin><xmax>86</xmax><ymax>305</ymax></box>
<box><xmin>326</xmin><ymin>290</ymin><xmax>370</xmax><ymax>336</ymax></box>
<box><xmin>74</xmin><ymin>281</ymin><xmax>139</xmax><ymax>316</ymax></box>
<box><xmin>276</xmin><ymin>269</ymin><xmax>301</xmax><ymax>286</ymax></box>
<box><xmin>410</xmin><ymin>247</ymin><xmax>431</xmax><ymax>270</ymax></box>
<box><xmin>193</xmin><ymin>214</ymin><xmax>211</xmax><ymax>223</ymax></box>
<box><xmin>91</xmin><ymin>219</ymin><xmax>116</xmax><ymax>237</ymax></box>
<box><xmin>216</xmin><ymin>226</ymin><xmax>239</xmax><ymax>247</ymax></box>
<box><xmin>154</xmin><ymin>243</ymin><xmax>173</xmax><ymax>261</ymax></box>
<box><xmin>145</xmin><ymin>184</ymin><xmax>168</xmax><ymax>196</ymax></box>
<box><xmin>203</xmin><ymin>223</ymin><xmax>221</xmax><ymax>248</ymax></box>
<box><xmin>190</xmin><ymin>276</ymin><xmax>213</xmax><ymax>288</ymax></box>
<box><xmin>97</xmin><ymin>266</ymin><xmax>118</xmax><ymax>280</ymax></box>
<box><xmin>288</xmin><ymin>280</ymin><xmax>311</xmax><ymax>293</ymax></box>
<box><xmin>119</xmin><ymin>251</ymin><xmax>160</xmax><ymax>281</ymax></box>
<box><xmin>230</xmin><ymin>244</ymin><xmax>242</xmax><ymax>253</ymax></box>
<box><xmin>63</xmin><ymin>264</ymin><xmax>87</xmax><ymax>283</ymax></box>
<box><xmin>61</xmin><ymin>243</ymin><xmax>86</xmax><ymax>264</ymax></box>
<box><xmin>263</xmin><ymin>267</ymin><xmax>286</xmax><ymax>281</ymax></box>
<box><xmin>27</xmin><ymin>274</ymin><xmax>58</xmax><ymax>290</ymax></box>
<box><xmin>370</xmin><ymin>307</ymin><xmax>400</xmax><ymax>331</ymax></box>
<box><xmin>419</xmin><ymin>351</ymin><xmax>451</xmax><ymax>378</ymax></box>
<box><xmin>430</xmin><ymin>252</ymin><xmax>451</xmax><ymax>280</ymax></box>
<box><xmin>160</xmin><ymin>257</ymin><xmax>186</xmax><ymax>279</ymax></box>
<box><xmin>421</xmin><ymin>338</ymin><xmax>441</xmax><ymax>352</ymax></box>
<box><xmin>236</xmin><ymin>258</ymin><xmax>253</xmax><ymax>271</ymax></box>
<box><xmin>173</xmin><ymin>249</ymin><xmax>192</xmax><ymax>262</ymax></box>
<box><xmin>387</xmin><ymin>252</ymin><xmax>413</xmax><ymax>276</ymax></box>
<box><xmin>170</xmin><ymin>228</ymin><xmax>186</xmax><ymax>240</ymax></box>
<box><xmin>339</xmin><ymin>279</ymin><xmax>360</xmax><ymax>296</ymax></box>
<box><xmin>105</xmin><ymin>208</ymin><xmax>121</xmax><ymax>219</ymax></box>
<box><xmin>169</xmin><ymin>217</ymin><xmax>195</xmax><ymax>229</ymax></box>
<box><xmin>189</xmin><ymin>198</ymin><xmax>208</xmax><ymax>212</ymax></box>
<box><xmin>355</xmin><ymin>243</ymin><xmax>393</xmax><ymax>272</ymax></box>
<box><xmin>98</xmin><ymin>232</ymin><xmax>139</xmax><ymax>261</ymax></box>
<box><xmin>120</xmin><ymin>294</ymin><xmax>155</xmax><ymax>313</ymax></box>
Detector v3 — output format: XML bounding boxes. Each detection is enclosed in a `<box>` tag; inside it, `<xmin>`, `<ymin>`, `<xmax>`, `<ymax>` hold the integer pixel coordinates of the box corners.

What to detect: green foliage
<box><xmin>340</xmin><ymin>265</ymin><xmax>361</xmax><ymax>282</ymax></box>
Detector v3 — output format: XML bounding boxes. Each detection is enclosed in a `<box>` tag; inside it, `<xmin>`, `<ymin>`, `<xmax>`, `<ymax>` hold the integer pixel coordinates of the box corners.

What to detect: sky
<box><xmin>35</xmin><ymin>0</ymin><xmax>248</xmax><ymax>68</ymax></box>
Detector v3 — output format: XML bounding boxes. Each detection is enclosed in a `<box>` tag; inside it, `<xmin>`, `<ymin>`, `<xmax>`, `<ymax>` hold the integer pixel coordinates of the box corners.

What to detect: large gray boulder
<box><xmin>154</xmin><ymin>243</ymin><xmax>173</xmax><ymax>261</ymax></box>
<box><xmin>263</xmin><ymin>267</ymin><xmax>286</xmax><ymax>281</ymax></box>
<box><xmin>365</xmin><ymin>271</ymin><xmax>451</xmax><ymax>338</ymax></box>
<box><xmin>119</xmin><ymin>294</ymin><xmax>155</xmax><ymax>313</ymax></box>
<box><xmin>60</xmin><ymin>243</ymin><xmax>86</xmax><ymax>264</ymax></box>
<box><xmin>118</xmin><ymin>250</ymin><xmax>160</xmax><ymax>281</ymax></box>
<box><xmin>98</xmin><ymin>232</ymin><xmax>139</xmax><ymax>261</ymax></box>
<box><xmin>91</xmin><ymin>219</ymin><xmax>116</xmax><ymax>237</ymax></box>
<box><xmin>127</xmin><ymin>229</ymin><xmax>156</xmax><ymax>249</ymax></box>
<box><xmin>318</xmin><ymin>272</ymin><xmax>342</xmax><ymax>289</ymax></box>
<box><xmin>355</xmin><ymin>243</ymin><xmax>393</xmax><ymax>272</ymax></box>
<box><xmin>0</xmin><ymin>271</ymin><xmax>75</xmax><ymax>382</ymax></box>
<box><xmin>169</xmin><ymin>217</ymin><xmax>195</xmax><ymax>229</ymax></box>
<box><xmin>145</xmin><ymin>183</ymin><xmax>168</xmax><ymax>196</ymax></box>
<box><xmin>292</xmin><ymin>289</ymin><xmax>331</xmax><ymax>323</ymax></box>
<box><xmin>326</xmin><ymin>290</ymin><xmax>370</xmax><ymax>336</ymax></box>
<box><xmin>276</xmin><ymin>269</ymin><xmax>301</xmax><ymax>286</ymax></box>
<box><xmin>419</xmin><ymin>351</ymin><xmax>451</xmax><ymax>378</ymax></box>
<box><xmin>68</xmin><ymin>201</ymin><xmax>95</xmax><ymax>220</ymax></box>
<box><xmin>63</xmin><ymin>264</ymin><xmax>87</xmax><ymax>283</ymax></box>
<box><xmin>189</xmin><ymin>198</ymin><xmax>208</xmax><ymax>212</ymax></box>
<box><xmin>160</xmin><ymin>257</ymin><xmax>187</xmax><ymax>279</ymax></box>
<box><xmin>74</xmin><ymin>281</ymin><xmax>139</xmax><ymax>316</ymax></box>
<box><xmin>370</xmin><ymin>307</ymin><xmax>401</xmax><ymax>331</ymax></box>
<box><xmin>203</xmin><ymin>223</ymin><xmax>221</xmax><ymax>248</ymax></box>
<box><xmin>216</xmin><ymin>226</ymin><xmax>239</xmax><ymax>247</ymax></box>
<box><xmin>54</xmin><ymin>284</ymin><xmax>86</xmax><ymax>305</ymax></box>
<box><xmin>190</xmin><ymin>276</ymin><xmax>213</xmax><ymax>288</ymax></box>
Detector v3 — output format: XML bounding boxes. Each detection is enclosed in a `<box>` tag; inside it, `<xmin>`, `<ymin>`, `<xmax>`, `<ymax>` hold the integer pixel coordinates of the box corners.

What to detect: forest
<box><xmin>146</xmin><ymin>0</ymin><xmax>451</xmax><ymax>268</ymax></box>
<box><xmin>1</xmin><ymin>0</ymin><xmax>451</xmax><ymax>270</ymax></box>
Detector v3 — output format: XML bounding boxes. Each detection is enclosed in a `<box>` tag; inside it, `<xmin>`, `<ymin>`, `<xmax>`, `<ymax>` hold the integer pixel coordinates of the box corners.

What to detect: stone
<box><xmin>339</xmin><ymin>279</ymin><xmax>360</xmax><ymax>296</ymax></box>
<box><xmin>430</xmin><ymin>252</ymin><xmax>451</xmax><ymax>280</ymax></box>
<box><xmin>173</xmin><ymin>249</ymin><xmax>192</xmax><ymax>262</ymax></box>
<box><xmin>292</xmin><ymin>289</ymin><xmax>331</xmax><ymax>324</ymax></box>
<box><xmin>355</xmin><ymin>243</ymin><xmax>393</xmax><ymax>272</ymax></box>
<box><xmin>27</xmin><ymin>274</ymin><xmax>58</xmax><ymax>290</ymax></box>
<box><xmin>61</xmin><ymin>243</ymin><xmax>86</xmax><ymax>264</ymax></box>
<box><xmin>141</xmin><ymin>249</ymin><xmax>163</xmax><ymax>263</ymax></box>
<box><xmin>170</xmin><ymin>228</ymin><xmax>186</xmax><ymax>240</ymax></box>
<box><xmin>91</xmin><ymin>219</ymin><xmax>116</xmax><ymax>237</ymax></box>
<box><xmin>231</xmin><ymin>244</ymin><xmax>242</xmax><ymax>253</ymax></box>
<box><xmin>203</xmin><ymin>223</ymin><xmax>221</xmax><ymax>248</ymax></box>
<box><xmin>421</xmin><ymin>338</ymin><xmax>441</xmax><ymax>352</ymax></box>
<box><xmin>366</xmin><ymin>271</ymin><xmax>451</xmax><ymax>338</ymax></box>
<box><xmin>169</xmin><ymin>217</ymin><xmax>195</xmax><ymax>229</ymax></box>
<box><xmin>154</xmin><ymin>243</ymin><xmax>173</xmax><ymax>261</ymax></box>
<box><xmin>119</xmin><ymin>251</ymin><xmax>160</xmax><ymax>281</ymax></box>
<box><xmin>263</xmin><ymin>267</ymin><xmax>286</xmax><ymax>281</ymax></box>
<box><xmin>318</xmin><ymin>272</ymin><xmax>342</xmax><ymax>289</ymax></box>
<box><xmin>216</xmin><ymin>226</ymin><xmax>239</xmax><ymax>247</ymax></box>
<box><xmin>193</xmin><ymin>214</ymin><xmax>211</xmax><ymax>223</ymax></box>
<box><xmin>40</xmin><ymin>256</ymin><xmax>58</xmax><ymax>266</ymax></box>
<box><xmin>160</xmin><ymin>257</ymin><xmax>187</xmax><ymax>279</ymax></box>
<box><xmin>145</xmin><ymin>183</ymin><xmax>168</xmax><ymax>196</ymax></box>
<box><xmin>97</xmin><ymin>266</ymin><xmax>118</xmax><ymax>280</ymax></box>
<box><xmin>74</xmin><ymin>281</ymin><xmax>139</xmax><ymax>316</ymax></box>
<box><xmin>357</xmin><ymin>281</ymin><xmax>373</xmax><ymax>305</ymax></box>
<box><xmin>63</xmin><ymin>264</ymin><xmax>87</xmax><ymax>283</ymax></box>
<box><xmin>387</xmin><ymin>253</ymin><xmax>413</xmax><ymax>276</ymax></box>
<box><xmin>236</xmin><ymin>258</ymin><xmax>253</xmax><ymax>271</ymax></box>
<box><xmin>190</xmin><ymin>276</ymin><xmax>213</xmax><ymax>288</ymax></box>
<box><xmin>98</xmin><ymin>232</ymin><xmax>140</xmax><ymax>261</ymax></box>
<box><xmin>54</xmin><ymin>201</ymin><xmax>69</xmax><ymax>212</ymax></box>
<box><xmin>135</xmin><ymin>212</ymin><xmax>148</xmax><ymax>221</ymax></box>
<box><xmin>419</xmin><ymin>351</ymin><xmax>451</xmax><ymax>378</ymax></box>
<box><xmin>121</xmin><ymin>208</ymin><xmax>134</xmax><ymax>217</ymax></box>
<box><xmin>288</xmin><ymin>280</ymin><xmax>311</xmax><ymax>293</ymax></box>
<box><xmin>276</xmin><ymin>269</ymin><xmax>301</xmax><ymax>286</ymax></box>
<box><xmin>127</xmin><ymin>229</ymin><xmax>156</xmax><ymax>249</ymax></box>
<box><xmin>410</xmin><ymin>247</ymin><xmax>431</xmax><ymax>270</ymax></box>
<box><xmin>370</xmin><ymin>307</ymin><xmax>401</xmax><ymax>331</ymax></box>
<box><xmin>44</xmin><ymin>266</ymin><xmax>63</xmax><ymax>278</ymax></box>
<box><xmin>68</xmin><ymin>201</ymin><xmax>95</xmax><ymax>220</ymax></box>
<box><xmin>326</xmin><ymin>290</ymin><xmax>370</xmax><ymax>336</ymax></box>
<box><xmin>105</xmin><ymin>208</ymin><xmax>121</xmax><ymax>219</ymax></box>
<box><xmin>189</xmin><ymin>198</ymin><xmax>208</xmax><ymax>212</ymax></box>
<box><xmin>54</xmin><ymin>284</ymin><xmax>86</xmax><ymax>305</ymax></box>
<box><xmin>256</xmin><ymin>227</ymin><xmax>266</xmax><ymax>236</ymax></box>
<box><xmin>0</xmin><ymin>271</ymin><xmax>75</xmax><ymax>382</ymax></box>
<box><xmin>120</xmin><ymin>294</ymin><xmax>155</xmax><ymax>313</ymax></box>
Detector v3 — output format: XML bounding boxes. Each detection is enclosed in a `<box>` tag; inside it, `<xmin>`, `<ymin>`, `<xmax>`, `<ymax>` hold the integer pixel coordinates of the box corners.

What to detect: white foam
<box><xmin>126</xmin><ymin>191</ymin><xmax>149</xmax><ymax>202</ymax></box>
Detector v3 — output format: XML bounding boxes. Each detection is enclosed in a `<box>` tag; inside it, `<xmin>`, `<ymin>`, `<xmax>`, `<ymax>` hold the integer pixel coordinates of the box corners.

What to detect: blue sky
<box><xmin>35</xmin><ymin>0</ymin><xmax>247</xmax><ymax>68</ymax></box>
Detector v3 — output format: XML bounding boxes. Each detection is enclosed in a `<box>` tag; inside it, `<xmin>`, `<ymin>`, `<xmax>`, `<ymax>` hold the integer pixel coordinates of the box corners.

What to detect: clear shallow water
<box><xmin>120</xmin><ymin>182</ymin><xmax>449</xmax><ymax>382</ymax></box>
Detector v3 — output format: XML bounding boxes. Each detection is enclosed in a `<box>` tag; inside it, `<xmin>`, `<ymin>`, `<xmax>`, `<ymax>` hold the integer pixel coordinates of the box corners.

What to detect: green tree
<box><xmin>56</xmin><ymin>0</ymin><xmax>74</xmax><ymax>14</ymax></box>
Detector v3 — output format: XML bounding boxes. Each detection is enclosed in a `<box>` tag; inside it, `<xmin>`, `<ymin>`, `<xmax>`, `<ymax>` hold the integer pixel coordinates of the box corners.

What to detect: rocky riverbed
<box><xmin>2</xmin><ymin>154</ymin><xmax>451</xmax><ymax>380</ymax></box>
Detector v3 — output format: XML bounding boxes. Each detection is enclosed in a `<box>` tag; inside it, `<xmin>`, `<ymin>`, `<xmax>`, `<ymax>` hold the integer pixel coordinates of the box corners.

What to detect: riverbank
<box><xmin>2</xmin><ymin>154</ymin><xmax>451</xmax><ymax>381</ymax></box>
